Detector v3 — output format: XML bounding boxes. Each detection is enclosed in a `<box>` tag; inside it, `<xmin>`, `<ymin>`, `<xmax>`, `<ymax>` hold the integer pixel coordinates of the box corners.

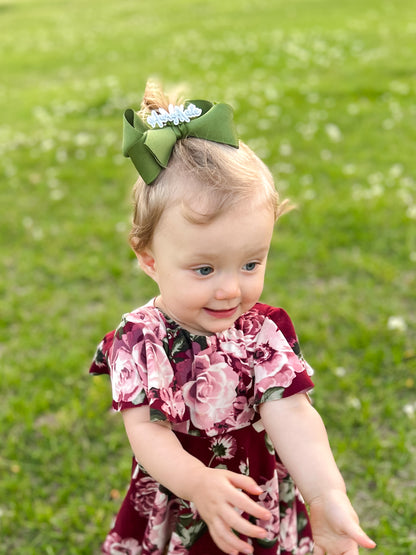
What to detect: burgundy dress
<box><xmin>90</xmin><ymin>301</ymin><xmax>314</xmax><ymax>555</ymax></box>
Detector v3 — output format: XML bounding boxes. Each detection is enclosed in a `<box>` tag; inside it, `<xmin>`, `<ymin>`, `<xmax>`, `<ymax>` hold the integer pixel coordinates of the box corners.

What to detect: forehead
<box><xmin>153</xmin><ymin>199</ymin><xmax>275</xmax><ymax>258</ymax></box>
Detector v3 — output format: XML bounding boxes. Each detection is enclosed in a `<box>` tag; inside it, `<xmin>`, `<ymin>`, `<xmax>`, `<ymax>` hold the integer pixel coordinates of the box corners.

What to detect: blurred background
<box><xmin>0</xmin><ymin>0</ymin><xmax>415</xmax><ymax>552</ymax></box>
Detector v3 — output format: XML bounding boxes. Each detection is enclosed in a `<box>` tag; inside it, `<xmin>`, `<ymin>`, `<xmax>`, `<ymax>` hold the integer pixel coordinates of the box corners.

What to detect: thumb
<box><xmin>347</xmin><ymin>522</ymin><xmax>376</xmax><ymax>549</ymax></box>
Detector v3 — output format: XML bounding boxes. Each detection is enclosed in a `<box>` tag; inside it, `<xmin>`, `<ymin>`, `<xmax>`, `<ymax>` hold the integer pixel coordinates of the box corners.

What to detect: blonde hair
<box><xmin>129</xmin><ymin>81</ymin><xmax>289</xmax><ymax>254</ymax></box>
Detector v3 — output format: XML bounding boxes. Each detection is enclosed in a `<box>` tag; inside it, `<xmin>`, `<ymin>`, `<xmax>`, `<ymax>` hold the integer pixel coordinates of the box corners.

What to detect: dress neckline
<box><xmin>150</xmin><ymin>297</ymin><xmax>234</xmax><ymax>341</ymax></box>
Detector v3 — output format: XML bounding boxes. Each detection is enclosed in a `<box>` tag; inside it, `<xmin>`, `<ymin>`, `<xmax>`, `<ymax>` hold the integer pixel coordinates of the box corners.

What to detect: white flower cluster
<box><xmin>147</xmin><ymin>103</ymin><xmax>202</xmax><ymax>129</ymax></box>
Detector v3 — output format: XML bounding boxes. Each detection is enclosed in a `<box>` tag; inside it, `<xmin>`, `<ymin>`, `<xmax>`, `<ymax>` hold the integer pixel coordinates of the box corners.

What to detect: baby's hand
<box><xmin>189</xmin><ymin>467</ymin><xmax>271</xmax><ymax>555</ymax></box>
<box><xmin>309</xmin><ymin>489</ymin><xmax>376</xmax><ymax>555</ymax></box>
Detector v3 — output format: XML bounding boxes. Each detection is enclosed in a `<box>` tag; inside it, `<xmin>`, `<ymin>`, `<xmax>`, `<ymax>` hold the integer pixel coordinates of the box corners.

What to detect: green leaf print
<box><xmin>264</xmin><ymin>432</ymin><xmax>275</xmax><ymax>455</ymax></box>
<box><xmin>177</xmin><ymin>512</ymin><xmax>207</xmax><ymax>548</ymax></box>
<box><xmin>260</xmin><ymin>386</ymin><xmax>285</xmax><ymax>404</ymax></box>
<box><xmin>150</xmin><ymin>408</ymin><xmax>168</xmax><ymax>422</ymax></box>
<box><xmin>256</xmin><ymin>536</ymin><xmax>278</xmax><ymax>548</ymax></box>
<box><xmin>132</xmin><ymin>389</ymin><xmax>146</xmax><ymax>405</ymax></box>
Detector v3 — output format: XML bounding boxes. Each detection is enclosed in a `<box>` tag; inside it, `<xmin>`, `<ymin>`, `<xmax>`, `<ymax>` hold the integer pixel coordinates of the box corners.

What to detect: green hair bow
<box><xmin>122</xmin><ymin>99</ymin><xmax>239</xmax><ymax>184</ymax></box>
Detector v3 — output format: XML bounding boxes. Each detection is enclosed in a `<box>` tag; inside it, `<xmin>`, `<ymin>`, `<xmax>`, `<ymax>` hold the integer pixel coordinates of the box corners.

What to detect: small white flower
<box><xmin>403</xmin><ymin>404</ymin><xmax>415</xmax><ymax>418</ymax></box>
<box><xmin>320</xmin><ymin>149</ymin><xmax>332</xmax><ymax>160</ymax></box>
<box><xmin>347</xmin><ymin>103</ymin><xmax>360</xmax><ymax>115</ymax></box>
<box><xmin>347</xmin><ymin>397</ymin><xmax>361</xmax><ymax>410</ymax></box>
<box><xmin>334</xmin><ymin>367</ymin><xmax>347</xmax><ymax>377</ymax></box>
<box><xmin>406</xmin><ymin>205</ymin><xmax>416</xmax><ymax>220</ymax></box>
<box><xmin>279</xmin><ymin>142</ymin><xmax>292</xmax><ymax>156</ymax></box>
<box><xmin>342</xmin><ymin>164</ymin><xmax>356</xmax><ymax>175</ymax></box>
<box><xmin>389</xmin><ymin>163</ymin><xmax>403</xmax><ymax>178</ymax></box>
<box><xmin>300</xmin><ymin>174</ymin><xmax>313</xmax><ymax>186</ymax></box>
<box><xmin>387</xmin><ymin>316</ymin><xmax>407</xmax><ymax>332</ymax></box>
<box><xmin>325</xmin><ymin>123</ymin><xmax>342</xmax><ymax>142</ymax></box>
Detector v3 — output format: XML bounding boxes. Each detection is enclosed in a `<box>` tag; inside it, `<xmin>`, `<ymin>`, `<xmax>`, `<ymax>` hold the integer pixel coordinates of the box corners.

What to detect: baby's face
<box><xmin>138</xmin><ymin>198</ymin><xmax>275</xmax><ymax>335</ymax></box>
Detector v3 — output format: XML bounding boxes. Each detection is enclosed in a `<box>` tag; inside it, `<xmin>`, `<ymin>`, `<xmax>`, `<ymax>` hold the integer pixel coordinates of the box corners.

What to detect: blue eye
<box><xmin>195</xmin><ymin>266</ymin><xmax>213</xmax><ymax>276</ymax></box>
<box><xmin>243</xmin><ymin>262</ymin><xmax>258</xmax><ymax>271</ymax></box>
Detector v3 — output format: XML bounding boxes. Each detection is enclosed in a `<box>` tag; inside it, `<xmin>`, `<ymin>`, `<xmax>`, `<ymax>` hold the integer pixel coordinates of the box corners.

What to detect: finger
<box><xmin>225</xmin><ymin>488</ymin><xmax>270</xmax><ymax>523</ymax></box>
<box><xmin>210</xmin><ymin>515</ymin><xmax>255</xmax><ymax>555</ymax></box>
<box><xmin>346</xmin><ymin>523</ymin><xmax>376</xmax><ymax>549</ymax></box>
<box><xmin>221</xmin><ymin>504</ymin><xmax>268</xmax><ymax>540</ymax></box>
<box><xmin>228</xmin><ymin>472</ymin><xmax>264</xmax><ymax>496</ymax></box>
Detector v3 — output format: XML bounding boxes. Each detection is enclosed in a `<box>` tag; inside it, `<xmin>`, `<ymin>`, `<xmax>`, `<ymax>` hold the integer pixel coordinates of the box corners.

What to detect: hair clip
<box><xmin>147</xmin><ymin>103</ymin><xmax>203</xmax><ymax>129</ymax></box>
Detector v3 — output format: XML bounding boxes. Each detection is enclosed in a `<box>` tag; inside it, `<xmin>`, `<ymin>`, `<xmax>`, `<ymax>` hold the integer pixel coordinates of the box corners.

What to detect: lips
<box><xmin>203</xmin><ymin>306</ymin><xmax>238</xmax><ymax>319</ymax></box>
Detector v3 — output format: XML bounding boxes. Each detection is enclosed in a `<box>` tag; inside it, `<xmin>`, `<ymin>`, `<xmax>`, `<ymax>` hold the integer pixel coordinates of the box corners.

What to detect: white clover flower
<box><xmin>347</xmin><ymin>397</ymin><xmax>361</xmax><ymax>410</ymax></box>
<box><xmin>300</xmin><ymin>174</ymin><xmax>313</xmax><ymax>186</ymax></box>
<box><xmin>325</xmin><ymin>123</ymin><xmax>342</xmax><ymax>142</ymax></box>
<box><xmin>389</xmin><ymin>163</ymin><xmax>404</xmax><ymax>178</ymax></box>
<box><xmin>303</xmin><ymin>189</ymin><xmax>316</xmax><ymax>200</ymax></box>
<box><xmin>50</xmin><ymin>189</ymin><xmax>65</xmax><ymax>201</ymax></box>
<box><xmin>387</xmin><ymin>316</ymin><xmax>407</xmax><ymax>332</ymax></box>
<box><xmin>347</xmin><ymin>103</ymin><xmax>360</xmax><ymax>115</ymax></box>
<box><xmin>389</xmin><ymin>80</ymin><xmax>410</xmax><ymax>95</ymax></box>
<box><xmin>279</xmin><ymin>142</ymin><xmax>292</xmax><ymax>156</ymax></box>
<box><xmin>403</xmin><ymin>404</ymin><xmax>415</xmax><ymax>418</ymax></box>
<box><xmin>342</xmin><ymin>164</ymin><xmax>356</xmax><ymax>175</ymax></box>
<box><xmin>334</xmin><ymin>367</ymin><xmax>347</xmax><ymax>377</ymax></box>
<box><xmin>406</xmin><ymin>205</ymin><xmax>416</xmax><ymax>220</ymax></box>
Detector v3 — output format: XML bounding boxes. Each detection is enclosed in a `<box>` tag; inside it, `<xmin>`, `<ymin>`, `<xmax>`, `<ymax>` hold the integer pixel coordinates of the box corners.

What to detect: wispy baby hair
<box><xmin>128</xmin><ymin>80</ymin><xmax>288</xmax><ymax>254</ymax></box>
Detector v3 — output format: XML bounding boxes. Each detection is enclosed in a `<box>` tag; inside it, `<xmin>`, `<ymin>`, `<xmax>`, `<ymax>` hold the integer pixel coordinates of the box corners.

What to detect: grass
<box><xmin>1</xmin><ymin>0</ymin><xmax>415</xmax><ymax>552</ymax></box>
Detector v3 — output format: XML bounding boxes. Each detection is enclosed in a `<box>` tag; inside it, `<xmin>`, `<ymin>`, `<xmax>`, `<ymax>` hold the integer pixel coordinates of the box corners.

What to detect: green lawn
<box><xmin>1</xmin><ymin>0</ymin><xmax>415</xmax><ymax>553</ymax></box>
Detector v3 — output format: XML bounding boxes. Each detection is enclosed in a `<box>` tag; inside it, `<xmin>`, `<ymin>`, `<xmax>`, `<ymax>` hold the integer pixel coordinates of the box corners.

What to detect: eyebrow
<box><xmin>185</xmin><ymin>245</ymin><xmax>271</xmax><ymax>264</ymax></box>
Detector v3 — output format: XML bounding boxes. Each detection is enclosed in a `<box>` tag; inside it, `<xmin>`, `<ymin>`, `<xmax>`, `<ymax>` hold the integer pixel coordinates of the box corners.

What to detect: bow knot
<box><xmin>122</xmin><ymin>99</ymin><xmax>239</xmax><ymax>184</ymax></box>
<box><xmin>172</xmin><ymin>124</ymin><xmax>187</xmax><ymax>140</ymax></box>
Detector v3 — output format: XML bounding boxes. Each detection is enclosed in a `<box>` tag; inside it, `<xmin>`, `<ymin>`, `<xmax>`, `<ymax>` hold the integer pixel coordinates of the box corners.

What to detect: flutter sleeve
<box><xmin>253</xmin><ymin>304</ymin><xmax>314</xmax><ymax>407</ymax></box>
<box><xmin>89</xmin><ymin>330</ymin><xmax>115</xmax><ymax>376</ymax></box>
<box><xmin>104</xmin><ymin>309</ymin><xmax>176</xmax><ymax>414</ymax></box>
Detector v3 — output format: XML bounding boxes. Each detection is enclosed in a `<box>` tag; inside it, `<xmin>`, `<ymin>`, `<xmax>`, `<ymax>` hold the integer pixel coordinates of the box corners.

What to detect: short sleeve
<box><xmin>106</xmin><ymin>309</ymin><xmax>176</xmax><ymax>415</ymax></box>
<box><xmin>253</xmin><ymin>305</ymin><xmax>314</xmax><ymax>407</ymax></box>
<box><xmin>89</xmin><ymin>330</ymin><xmax>115</xmax><ymax>376</ymax></box>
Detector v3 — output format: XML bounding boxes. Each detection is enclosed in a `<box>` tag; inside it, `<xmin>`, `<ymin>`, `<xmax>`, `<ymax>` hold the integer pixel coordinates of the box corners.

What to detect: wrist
<box><xmin>174</xmin><ymin>461</ymin><xmax>207</xmax><ymax>501</ymax></box>
<box><xmin>307</xmin><ymin>486</ymin><xmax>348</xmax><ymax>508</ymax></box>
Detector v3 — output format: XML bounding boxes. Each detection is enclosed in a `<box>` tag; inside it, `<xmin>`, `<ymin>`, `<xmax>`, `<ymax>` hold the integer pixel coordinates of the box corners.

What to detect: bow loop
<box><xmin>122</xmin><ymin>100</ymin><xmax>239</xmax><ymax>184</ymax></box>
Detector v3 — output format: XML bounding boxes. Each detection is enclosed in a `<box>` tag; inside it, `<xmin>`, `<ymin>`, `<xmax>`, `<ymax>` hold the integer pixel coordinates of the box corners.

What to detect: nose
<box><xmin>214</xmin><ymin>273</ymin><xmax>241</xmax><ymax>300</ymax></box>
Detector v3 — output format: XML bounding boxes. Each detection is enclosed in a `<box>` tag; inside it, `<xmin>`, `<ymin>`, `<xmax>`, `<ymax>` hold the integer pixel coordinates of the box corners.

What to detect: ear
<box><xmin>136</xmin><ymin>249</ymin><xmax>158</xmax><ymax>280</ymax></box>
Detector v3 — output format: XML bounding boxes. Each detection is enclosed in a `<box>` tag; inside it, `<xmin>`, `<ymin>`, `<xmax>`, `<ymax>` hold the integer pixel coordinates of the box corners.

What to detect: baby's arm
<box><xmin>122</xmin><ymin>406</ymin><xmax>271</xmax><ymax>555</ymax></box>
<box><xmin>260</xmin><ymin>394</ymin><xmax>376</xmax><ymax>554</ymax></box>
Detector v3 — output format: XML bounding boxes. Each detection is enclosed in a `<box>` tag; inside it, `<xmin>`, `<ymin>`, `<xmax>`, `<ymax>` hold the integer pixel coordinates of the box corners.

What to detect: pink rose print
<box><xmin>238</xmin><ymin>312</ymin><xmax>263</xmax><ymax>347</ymax></box>
<box><xmin>254</xmin><ymin>319</ymin><xmax>304</xmax><ymax>394</ymax></box>
<box><xmin>130</xmin><ymin>475</ymin><xmax>159</xmax><ymax>516</ymax></box>
<box><xmin>146</xmin><ymin>491</ymin><xmax>177</xmax><ymax>550</ymax></box>
<box><xmin>102</xmin><ymin>531</ymin><xmax>141</xmax><ymax>554</ymax></box>
<box><xmin>159</xmin><ymin>388</ymin><xmax>186</xmax><ymax>420</ymax></box>
<box><xmin>182</xmin><ymin>356</ymin><xmax>239</xmax><ymax>433</ymax></box>
<box><xmin>258</xmin><ymin>474</ymin><xmax>281</xmax><ymax>542</ymax></box>
<box><xmin>280</xmin><ymin>507</ymin><xmax>298</xmax><ymax>552</ymax></box>
<box><xmin>133</xmin><ymin>332</ymin><xmax>173</xmax><ymax>391</ymax></box>
<box><xmin>167</xmin><ymin>533</ymin><xmax>191</xmax><ymax>554</ymax></box>
<box><xmin>229</xmin><ymin>395</ymin><xmax>255</xmax><ymax>429</ymax></box>
<box><xmin>298</xmin><ymin>536</ymin><xmax>315</xmax><ymax>554</ymax></box>
<box><xmin>111</xmin><ymin>348</ymin><xmax>144</xmax><ymax>405</ymax></box>
<box><xmin>218</xmin><ymin>327</ymin><xmax>248</xmax><ymax>358</ymax></box>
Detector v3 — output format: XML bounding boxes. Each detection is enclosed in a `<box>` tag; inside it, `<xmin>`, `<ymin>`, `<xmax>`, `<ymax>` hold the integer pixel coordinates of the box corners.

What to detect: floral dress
<box><xmin>90</xmin><ymin>301</ymin><xmax>315</xmax><ymax>555</ymax></box>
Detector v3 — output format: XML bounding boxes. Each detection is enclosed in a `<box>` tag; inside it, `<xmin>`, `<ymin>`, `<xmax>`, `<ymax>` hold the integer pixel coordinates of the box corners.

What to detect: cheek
<box><xmin>246</xmin><ymin>275</ymin><xmax>265</xmax><ymax>300</ymax></box>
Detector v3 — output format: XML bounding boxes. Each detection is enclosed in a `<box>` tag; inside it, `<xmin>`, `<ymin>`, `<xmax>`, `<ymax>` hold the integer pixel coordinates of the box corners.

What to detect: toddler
<box><xmin>90</xmin><ymin>81</ymin><xmax>376</xmax><ymax>555</ymax></box>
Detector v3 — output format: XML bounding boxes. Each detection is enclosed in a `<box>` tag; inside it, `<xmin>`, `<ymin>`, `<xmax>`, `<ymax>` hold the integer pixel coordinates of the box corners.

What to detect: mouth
<box><xmin>203</xmin><ymin>306</ymin><xmax>238</xmax><ymax>319</ymax></box>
